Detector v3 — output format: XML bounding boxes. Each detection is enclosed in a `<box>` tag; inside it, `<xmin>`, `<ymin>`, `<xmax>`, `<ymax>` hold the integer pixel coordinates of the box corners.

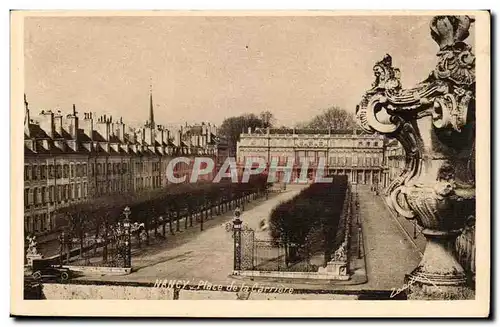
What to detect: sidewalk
<box><xmin>355</xmin><ymin>185</ymin><xmax>422</xmax><ymax>290</ymax></box>
<box><xmin>380</xmin><ymin>195</ymin><xmax>425</xmax><ymax>255</ymax></box>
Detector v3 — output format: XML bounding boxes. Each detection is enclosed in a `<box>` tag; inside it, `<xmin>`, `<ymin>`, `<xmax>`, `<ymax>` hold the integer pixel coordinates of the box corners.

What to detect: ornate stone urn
<box><xmin>356</xmin><ymin>15</ymin><xmax>476</xmax><ymax>299</ymax></box>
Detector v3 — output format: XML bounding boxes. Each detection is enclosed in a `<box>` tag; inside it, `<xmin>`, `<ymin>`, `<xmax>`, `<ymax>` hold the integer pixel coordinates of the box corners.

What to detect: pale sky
<box><xmin>24</xmin><ymin>15</ymin><xmax>475</xmax><ymax>128</ymax></box>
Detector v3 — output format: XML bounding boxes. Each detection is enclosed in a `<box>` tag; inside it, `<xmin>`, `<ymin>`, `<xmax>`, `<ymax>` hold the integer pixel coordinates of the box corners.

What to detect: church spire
<box><xmin>148</xmin><ymin>79</ymin><xmax>155</xmax><ymax>129</ymax></box>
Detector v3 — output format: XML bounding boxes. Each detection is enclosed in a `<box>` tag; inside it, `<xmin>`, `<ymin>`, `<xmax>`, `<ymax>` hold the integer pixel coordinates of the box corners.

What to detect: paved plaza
<box><xmin>355</xmin><ymin>185</ymin><xmax>422</xmax><ymax>290</ymax></box>
<box><xmin>78</xmin><ymin>185</ymin><xmax>306</xmax><ymax>283</ymax></box>
<box><xmin>74</xmin><ymin>184</ymin><xmax>422</xmax><ymax>292</ymax></box>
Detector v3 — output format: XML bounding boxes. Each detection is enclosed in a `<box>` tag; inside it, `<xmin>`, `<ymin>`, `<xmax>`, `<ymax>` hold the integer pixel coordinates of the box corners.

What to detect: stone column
<box><xmin>356</xmin><ymin>16</ymin><xmax>476</xmax><ymax>299</ymax></box>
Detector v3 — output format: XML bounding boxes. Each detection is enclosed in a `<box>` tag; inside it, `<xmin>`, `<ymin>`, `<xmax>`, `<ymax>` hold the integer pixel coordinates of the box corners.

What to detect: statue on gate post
<box><xmin>356</xmin><ymin>16</ymin><xmax>476</xmax><ymax>299</ymax></box>
<box><xmin>26</xmin><ymin>235</ymin><xmax>43</xmax><ymax>266</ymax></box>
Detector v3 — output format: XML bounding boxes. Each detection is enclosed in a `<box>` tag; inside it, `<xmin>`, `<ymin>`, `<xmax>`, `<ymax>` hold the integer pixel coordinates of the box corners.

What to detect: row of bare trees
<box><xmin>55</xmin><ymin>175</ymin><xmax>270</xmax><ymax>263</ymax></box>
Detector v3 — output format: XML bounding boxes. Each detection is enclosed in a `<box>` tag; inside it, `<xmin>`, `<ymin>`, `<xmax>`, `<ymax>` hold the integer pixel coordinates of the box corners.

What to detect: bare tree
<box><xmin>297</xmin><ymin>106</ymin><xmax>356</xmax><ymax>130</ymax></box>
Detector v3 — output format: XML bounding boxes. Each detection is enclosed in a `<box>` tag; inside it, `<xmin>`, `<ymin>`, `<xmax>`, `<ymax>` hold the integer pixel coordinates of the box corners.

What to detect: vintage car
<box><xmin>31</xmin><ymin>259</ymin><xmax>71</xmax><ymax>282</ymax></box>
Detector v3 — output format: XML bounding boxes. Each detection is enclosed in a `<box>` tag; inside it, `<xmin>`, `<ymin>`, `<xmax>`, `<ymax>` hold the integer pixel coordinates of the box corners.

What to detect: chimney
<box><xmin>155</xmin><ymin>125</ymin><xmax>164</xmax><ymax>144</ymax></box>
<box><xmin>64</xmin><ymin>104</ymin><xmax>79</xmax><ymax>140</ymax></box>
<box><xmin>154</xmin><ymin>126</ymin><xmax>165</xmax><ymax>154</ymax></box>
<box><xmin>63</xmin><ymin>105</ymin><xmax>79</xmax><ymax>151</ymax></box>
<box><xmin>128</xmin><ymin>130</ymin><xmax>138</xmax><ymax>153</ymax></box>
<box><xmin>115</xmin><ymin>117</ymin><xmax>126</xmax><ymax>142</ymax></box>
<box><xmin>38</xmin><ymin>110</ymin><xmax>54</xmax><ymax>138</ymax></box>
<box><xmin>136</xmin><ymin>128</ymin><xmax>145</xmax><ymax>145</ymax></box>
<box><xmin>95</xmin><ymin>115</ymin><xmax>110</xmax><ymax>141</ymax></box>
<box><xmin>201</xmin><ymin>133</ymin><xmax>207</xmax><ymax>147</ymax></box>
<box><xmin>173</xmin><ymin>128</ymin><xmax>181</xmax><ymax>147</ymax></box>
<box><xmin>108</xmin><ymin>116</ymin><xmax>115</xmax><ymax>138</ymax></box>
<box><xmin>205</xmin><ymin>125</ymin><xmax>210</xmax><ymax>144</ymax></box>
<box><xmin>54</xmin><ymin>110</ymin><xmax>63</xmax><ymax>137</ymax></box>
<box><xmin>80</xmin><ymin>112</ymin><xmax>94</xmax><ymax>141</ymax></box>
<box><xmin>52</xmin><ymin>111</ymin><xmax>66</xmax><ymax>151</ymax></box>
<box><xmin>144</xmin><ymin>123</ymin><xmax>154</xmax><ymax>146</ymax></box>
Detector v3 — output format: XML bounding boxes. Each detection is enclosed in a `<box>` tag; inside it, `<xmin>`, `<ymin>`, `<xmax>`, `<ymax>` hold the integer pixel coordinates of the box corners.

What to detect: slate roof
<box><xmin>92</xmin><ymin>131</ymin><xmax>106</xmax><ymax>142</ymax></box>
<box><xmin>23</xmin><ymin>117</ymin><xmax>217</xmax><ymax>158</ymax></box>
<box><xmin>25</xmin><ymin>124</ymin><xmax>50</xmax><ymax>139</ymax></box>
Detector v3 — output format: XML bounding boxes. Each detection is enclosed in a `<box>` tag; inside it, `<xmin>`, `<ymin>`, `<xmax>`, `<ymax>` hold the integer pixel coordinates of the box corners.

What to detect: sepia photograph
<box><xmin>10</xmin><ymin>10</ymin><xmax>490</xmax><ymax>317</ymax></box>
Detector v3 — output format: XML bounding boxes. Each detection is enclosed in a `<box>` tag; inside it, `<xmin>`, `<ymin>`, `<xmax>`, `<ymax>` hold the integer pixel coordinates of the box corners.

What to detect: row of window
<box><xmin>25</xmin><ymin>160</ymin><xmax>206</xmax><ymax>181</ymax></box>
<box><xmin>329</xmin><ymin>156</ymin><xmax>380</xmax><ymax>167</ymax></box>
<box><xmin>25</xmin><ymin>213</ymin><xmax>52</xmax><ymax>234</ymax></box>
<box><xmin>243</xmin><ymin>155</ymin><xmax>381</xmax><ymax>167</ymax></box>
<box><xmin>95</xmin><ymin>180</ymin><xmax>131</xmax><ymax>195</ymax></box>
<box><xmin>23</xmin><ymin>161</ymin><xmax>163</xmax><ymax>180</ymax></box>
<box><xmin>24</xmin><ymin>163</ymin><xmax>88</xmax><ymax>181</ymax></box>
<box><xmin>135</xmin><ymin>176</ymin><xmax>163</xmax><ymax>190</ymax></box>
<box><xmin>353</xmin><ymin>171</ymin><xmax>381</xmax><ymax>184</ymax></box>
<box><xmin>134</xmin><ymin>161</ymin><xmax>165</xmax><ymax>174</ymax></box>
<box><xmin>388</xmin><ymin>148</ymin><xmax>405</xmax><ymax>156</ymax></box>
<box><xmin>248</xmin><ymin>139</ymin><xmax>380</xmax><ymax>147</ymax></box>
<box><xmin>388</xmin><ymin>160</ymin><xmax>403</xmax><ymax>168</ymax></box>
<box><xmin>24</xmin><ymin>183</ymin><xmax>88</xmax><ymax>206</ymax></box>
<box><xmin>294</xmin><ymin>150</ymin><xmax>382</xmax><ymax>158</ymax></box>
<box><xmin>358</xmin><ymin>141</ymin><xmax>379</xmax><ymax>147</ymax></box>
<box><xmin>91</xmin><ymin>162</ymin><xmax>129</xmax><ymax>176</ymax></box>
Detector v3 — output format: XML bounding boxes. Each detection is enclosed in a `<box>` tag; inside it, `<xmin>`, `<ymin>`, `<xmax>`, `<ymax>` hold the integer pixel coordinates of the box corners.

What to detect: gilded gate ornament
<box><xmin>356</xmin><ymin>15</ymin><xmax>476</xmax><ymax>299</ymax></box>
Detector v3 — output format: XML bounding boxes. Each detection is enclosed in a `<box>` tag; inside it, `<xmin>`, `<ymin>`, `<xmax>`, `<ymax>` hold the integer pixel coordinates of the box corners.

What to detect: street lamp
<box><xmin>358</xmin><ymin>226</ymin><xmax>362</xmax><ymax>259</ymax></box>
<box><xmin>233</xmin><ymin>207</ymin><xmax>243</xmax><ymax>271</ymax></box>
<box><xmin>58</xmin><ymin>231</ymin><xmax>65</xmax><ymax>266</ymax></box>
<box><xmin>123</xmin><ymin>206</ymin><xmax>132</xmax><ymax>268</ymax></box>
<box><xmin>159</xmin><ymin>216</ymin><xmax>166</xmax><ymax>237</ymax></box>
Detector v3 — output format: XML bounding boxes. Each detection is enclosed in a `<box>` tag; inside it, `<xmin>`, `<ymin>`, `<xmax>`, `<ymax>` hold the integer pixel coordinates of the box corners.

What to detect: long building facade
<box><xmin>237</xmin><ymin>127</ymin><xmax>385</xmax><ymax>184</ymax></box>
<box><xmin>23</xmin><ymin>93</ymin><xmax>219</xmax><ymax>236</ymax></box>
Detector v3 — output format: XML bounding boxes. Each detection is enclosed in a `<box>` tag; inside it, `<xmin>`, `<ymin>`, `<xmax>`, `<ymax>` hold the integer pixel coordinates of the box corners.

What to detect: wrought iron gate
<box><xmin>238</xmin><ymin>228</ymin><xmax>315</xmax><ymax>272</ymax></box>
<box><xmin>59</xmin><ymin>227</ymin><xmax>130</xmax><ymax>268</ymax></box>
<box><xmin>240</xmin><ymin>229</ymin><xmax>255</xmax><ymax>270</ymax></box>
<box><xmin>253</xmin><ymin>240</ymin><xmax>287</xmax><ymax>271</ymax></box>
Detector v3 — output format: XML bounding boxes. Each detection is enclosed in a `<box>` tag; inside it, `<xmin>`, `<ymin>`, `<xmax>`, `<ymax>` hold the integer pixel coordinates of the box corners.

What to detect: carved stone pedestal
<box><xmin>26</xmin><ymin>253</ymin><xmax>43</xmax><ymax>267</ymax></box>
<box><xmin>356</xmin><ymin>15</ymin><xmax>476</xmax><ymax>300</ymax></box>
<box><xmin>404</xmin><ymin>229</ymin><xmax>474</xmax><ymax>300</ymax></box>
<box><xmin>318</xmin><ymin>260</ymin><xmax>349</xmax><ymax>280</ymax></box>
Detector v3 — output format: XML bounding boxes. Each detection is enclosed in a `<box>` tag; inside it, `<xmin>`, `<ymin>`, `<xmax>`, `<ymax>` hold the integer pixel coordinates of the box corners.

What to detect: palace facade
<box><xmin>23</xmin><ymin>93</ymin><xmax>220</xmax><ymax>236</ymax></box>
<box><xmin>237</xmin><ymin>127</ymin><xmax>385</xmax><ymax>185</ymax></box>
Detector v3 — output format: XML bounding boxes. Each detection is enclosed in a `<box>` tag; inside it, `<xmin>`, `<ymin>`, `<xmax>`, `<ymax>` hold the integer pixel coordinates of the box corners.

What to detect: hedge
<box><xmin>268</xmin><ymin>175</ymin><xmax>348</xmax><ymax>264</ymax></box>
